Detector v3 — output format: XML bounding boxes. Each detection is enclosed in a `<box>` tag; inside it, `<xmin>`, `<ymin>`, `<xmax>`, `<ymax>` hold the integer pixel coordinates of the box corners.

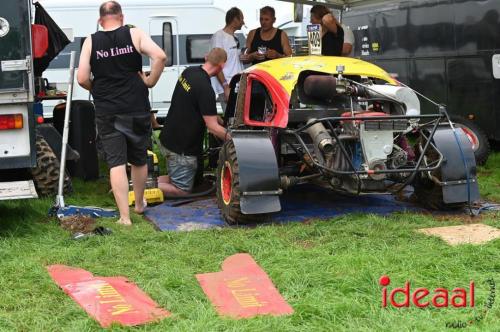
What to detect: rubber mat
<box><xmin>144</xmin><ymin>185</ymin><xmax>423</xmax><ymax>231</ymax></box>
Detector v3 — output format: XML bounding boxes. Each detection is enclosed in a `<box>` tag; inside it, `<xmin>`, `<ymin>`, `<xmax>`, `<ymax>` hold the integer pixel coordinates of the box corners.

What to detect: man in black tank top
<box><xmin>77</xmin><ymin>1</ymin><xmax>166</xmax><ymax>226</ymax></box>
<box><xmin>310</xmin><ymin>5</ymin><xmax>344</xmax><ymax>56</ymax></box>
<box><xmin>244</xmin><ymin>6</ymin><xmax>293</xmax><ymax>65</ymax></box>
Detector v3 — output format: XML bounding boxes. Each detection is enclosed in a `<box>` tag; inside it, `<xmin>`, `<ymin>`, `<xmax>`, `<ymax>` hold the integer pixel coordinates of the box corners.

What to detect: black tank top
<box><xmin>321</xmin><ymin>25</ymin><xmax>344</xmax><ymax>56</ymax></box>
<box><xmin>249</xmin><ymin>28</ymin><xmax>284</xmax><ymax>65</ymax></box>
<box><xmin>90</xmin><ymin>26</ymin><xmax>149</xmax><ymax>115</ymax></box>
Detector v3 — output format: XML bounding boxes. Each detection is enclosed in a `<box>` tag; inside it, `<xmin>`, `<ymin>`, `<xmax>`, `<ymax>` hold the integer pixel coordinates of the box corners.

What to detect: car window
<box><xmin>249</xmin><ymin>80</ymin><xmax>274</xmax><ymax>122</ymax></box>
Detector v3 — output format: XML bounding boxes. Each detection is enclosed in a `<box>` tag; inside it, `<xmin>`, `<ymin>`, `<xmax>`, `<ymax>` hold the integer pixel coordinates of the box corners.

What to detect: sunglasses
<box><xmin>232</xmin><ymin>37</ymin><xmax>240</xmax><ymax>49</ymax></box>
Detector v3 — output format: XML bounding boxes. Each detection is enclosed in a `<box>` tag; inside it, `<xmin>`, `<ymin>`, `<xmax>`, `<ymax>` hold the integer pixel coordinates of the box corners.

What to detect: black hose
<box><xmin>440</xmin><ymin>105</ymin><xmax>474</xmax><ymax>216</ymax></box>
<box><xmin>163</xmin><ymin>176</ymin><xmax>216</xmax><ymax>200</ymax></box>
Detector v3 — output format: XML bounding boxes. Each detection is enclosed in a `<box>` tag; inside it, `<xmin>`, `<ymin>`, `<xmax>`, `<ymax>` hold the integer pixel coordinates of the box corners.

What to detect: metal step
<box><xmin>0</xmin><ymin>180</ymin><xmax>38</xmax><ymax>200</ymax></box>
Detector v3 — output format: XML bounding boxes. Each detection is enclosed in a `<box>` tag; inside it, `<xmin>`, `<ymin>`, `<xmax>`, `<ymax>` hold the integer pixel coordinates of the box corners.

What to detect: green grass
<box><xmin>477</xmin><ymin>152</ymin><xmax>500</xmax><ymax>202</ymax></box>
<box><xmin>0</xmin><ymin>154</ymin><xmax>499</xmax><ymax>331</ymax></box>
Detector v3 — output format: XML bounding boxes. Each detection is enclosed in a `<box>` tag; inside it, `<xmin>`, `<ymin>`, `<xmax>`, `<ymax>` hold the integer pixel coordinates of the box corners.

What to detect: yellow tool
<box><xmin>128</xmin><ymin>150</ymin><xmax>164</xmax><ymax>206</ymax></box>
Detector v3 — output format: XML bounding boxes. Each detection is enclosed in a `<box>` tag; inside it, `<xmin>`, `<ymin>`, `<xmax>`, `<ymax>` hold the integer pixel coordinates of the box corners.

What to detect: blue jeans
<box><xmin>164</xmin><ymin>148</ymin><xmax>197</xmax><ymax>192</ymax></box>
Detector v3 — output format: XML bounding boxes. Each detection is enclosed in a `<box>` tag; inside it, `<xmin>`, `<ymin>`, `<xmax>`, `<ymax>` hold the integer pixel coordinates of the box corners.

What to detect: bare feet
<box><xmin>117</xmin><ymin>217</ymin><xmax>132</xmax><ymax>226</ymax></box>
<box><xmin>134</xmin><ymin>199</ymin><xmax>147</xmax><ymax>214</ymax></box>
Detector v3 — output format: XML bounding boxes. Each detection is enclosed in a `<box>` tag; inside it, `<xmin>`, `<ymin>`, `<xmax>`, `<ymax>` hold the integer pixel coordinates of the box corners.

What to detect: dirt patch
<box><xmin>302</xmin><ymin>219</ymin><xmax>316</xmax><ymax>225</ymax></box>
<box><xmin>60</xmin><ymin>215</ymin><xmax>96</xmax><ymax>234</ymax></box>
<box><xmin>394</xmin><ymin>190</ymin><xmax>416</xmax><ymax>203</ymax></box>
<box><xmin>418</xmin><ymin>224</ymin><xmax>500</xmax><ymax>245</ymax></box>
<box><xmin>295</xmin><ymin>240</ymin><xmax>315</xmax><ymax>249</ymax></box>
<box><xmin>431</xmin><ymin>213</ymin><xmax>487</xmax><ymax>223</ymax></box>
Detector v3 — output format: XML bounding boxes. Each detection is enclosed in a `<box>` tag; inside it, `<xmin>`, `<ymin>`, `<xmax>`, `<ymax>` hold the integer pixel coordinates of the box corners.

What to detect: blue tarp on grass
<box><xmin>144</xmin><ymin>185</ymin><xmax>423</xmax><ymax>231</ymax></box>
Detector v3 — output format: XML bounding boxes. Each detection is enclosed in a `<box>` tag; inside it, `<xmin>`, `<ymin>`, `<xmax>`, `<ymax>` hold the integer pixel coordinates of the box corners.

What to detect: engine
<box><xmin>300</xmin><ymin>74</ymin><xmax>419</xmax><ymax>183</ymax></box>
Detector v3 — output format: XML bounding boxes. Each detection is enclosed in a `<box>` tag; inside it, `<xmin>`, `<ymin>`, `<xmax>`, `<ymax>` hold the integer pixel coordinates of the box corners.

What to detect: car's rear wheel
<box><xmin>216</xmin><ymin>140</ymin><xmax>266</xmax><ymax>225</ymax></box>
<box><xmin>413</xmin><ymin>139</ymin><xmax>465</xmax><ymax>210</ymax></box>
<box><xmin>413</xmin><ymin>174</ymin><xmax>465</xmax><ymax>210</ymax></box>
<box><xmin>449</xmin><ymin>115</ymin><xmax>490</xmax><ymax>165</ymax></box>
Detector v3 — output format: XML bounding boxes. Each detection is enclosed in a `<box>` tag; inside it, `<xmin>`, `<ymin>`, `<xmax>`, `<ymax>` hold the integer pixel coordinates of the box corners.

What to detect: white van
<box><xmin>38</xmin><ymin>0</ymin><xmax>294</xmax><ymax>118</ymax></box>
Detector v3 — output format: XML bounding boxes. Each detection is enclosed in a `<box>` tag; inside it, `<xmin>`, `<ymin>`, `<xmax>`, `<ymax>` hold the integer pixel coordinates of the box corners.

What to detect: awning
<box><xmin>277</xmin><ymin>0</ymin><xmax>405</xmax><ymax>10</ymax></box>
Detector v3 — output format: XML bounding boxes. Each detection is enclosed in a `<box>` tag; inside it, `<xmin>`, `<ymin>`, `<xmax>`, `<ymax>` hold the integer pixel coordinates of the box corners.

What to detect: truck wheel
<box><xmin>413</xmin><ymin>141</ymin><xmax>464</xmax><ymax>210</ymax></box>
<box><xmin>216</xmin><ymin>140</ymin><xmax>266</xmax><ymax>225</ymax></box>
<box><xmin>449</xmin><ymin>115</ymin><xmax>490</xmax><ymax>165</ymax></box>
<box><xmin>31</xmin><ymin>135</ymin><xmax>72</xmax><ymax>196</ymax></box>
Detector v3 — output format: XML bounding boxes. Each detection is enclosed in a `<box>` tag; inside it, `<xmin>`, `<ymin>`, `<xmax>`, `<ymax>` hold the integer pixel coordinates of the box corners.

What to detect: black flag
<box><xmin>33</xmin><ymin>2</ymin><xmax>70</xmax><ymax>76</ymax></box>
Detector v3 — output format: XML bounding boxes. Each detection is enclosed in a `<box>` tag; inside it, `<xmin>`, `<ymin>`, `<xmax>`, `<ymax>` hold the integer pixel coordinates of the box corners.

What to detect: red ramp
<box><xmin>196</xmin><ymin>254</ymin><xmax>294</xmax><ymax>318</ymax></box>
<box><xmin>47</xmin><ymin>265</ymin><xmax>170</xmax><ymax>327</ymax></box>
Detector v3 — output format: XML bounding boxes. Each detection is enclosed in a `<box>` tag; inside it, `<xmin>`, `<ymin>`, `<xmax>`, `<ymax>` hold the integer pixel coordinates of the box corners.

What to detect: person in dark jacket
<box><xmin>77</xmin><ymin>1</ymin><xmax>166</xmax><ymax>226</ymax></box>
<box><xmin>310</xmin><ymin>4</ymin><xmax>344</xmax><ymax>56</ymax></box>
<box><xmin>245</xmin><ymin>6</ymin><xmax>293</xmax><ymax>65</ymax></box>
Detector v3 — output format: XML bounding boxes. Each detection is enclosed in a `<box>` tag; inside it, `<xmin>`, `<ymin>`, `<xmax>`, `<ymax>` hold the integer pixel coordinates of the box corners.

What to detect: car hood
<box><xmin>245</xmin><ymin>55</ymin><xmax>397</xmax><ymax>96</ymax></box>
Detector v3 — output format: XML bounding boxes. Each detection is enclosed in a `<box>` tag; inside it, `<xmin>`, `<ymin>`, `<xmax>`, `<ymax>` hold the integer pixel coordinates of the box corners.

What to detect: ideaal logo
<box><xmin>379</xmin><ymin>275</ymin><xmax>496</xmax><ymax>328</ymax></box>
<box><xmin>379</xmin><ymin>275</ymin><xmax>474</xmax><ymax>308</ymax></box>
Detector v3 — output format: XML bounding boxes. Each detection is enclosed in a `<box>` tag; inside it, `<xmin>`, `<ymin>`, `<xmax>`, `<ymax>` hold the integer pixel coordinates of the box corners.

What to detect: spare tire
<box><xmin>31</xmin><ymin>135</ymin><xmax>72</xmax><ymax>196</ymax></box>
<box><xmin>449</xmin><ymin>115</ymin><xmax>490</xmax><ymax>165</ymax></box>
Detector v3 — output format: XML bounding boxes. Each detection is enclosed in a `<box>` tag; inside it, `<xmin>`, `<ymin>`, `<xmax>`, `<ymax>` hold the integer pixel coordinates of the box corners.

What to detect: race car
<box><xmin>215</xmin><ymin>56</ymin><xmax>479</xmax><ymax>224</ymax></box>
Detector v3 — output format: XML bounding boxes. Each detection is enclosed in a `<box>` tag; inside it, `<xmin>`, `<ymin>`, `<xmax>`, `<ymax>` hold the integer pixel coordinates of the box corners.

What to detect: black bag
<box><xmin>53</xmin><ymin>101</ymin><xmax>99</xmax><ymax>180</ymax></box>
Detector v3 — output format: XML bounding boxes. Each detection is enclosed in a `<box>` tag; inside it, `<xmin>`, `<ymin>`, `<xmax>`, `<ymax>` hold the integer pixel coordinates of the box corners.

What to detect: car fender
<box><xmin>231</xmin><ymin>130</ymin><xmax>281</xmax><ymax>214</ymax></box>
<box><xmin>433</xmin><ymin>127</ymin><xmax>480</xmax><ymax>204</ymax></box>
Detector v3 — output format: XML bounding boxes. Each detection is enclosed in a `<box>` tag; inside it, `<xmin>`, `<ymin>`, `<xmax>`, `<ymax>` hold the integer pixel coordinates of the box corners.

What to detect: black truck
<box><xmin>342</xmin><ymin>0</ymin><xmax>499</xmax><ymax>164</ymax></box>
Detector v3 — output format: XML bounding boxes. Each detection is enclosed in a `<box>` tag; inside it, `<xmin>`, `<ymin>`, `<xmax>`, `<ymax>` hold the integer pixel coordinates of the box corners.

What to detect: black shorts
<box><xmin>95</xmin><ymin>112</ymin><xmax>151</xmax><ymax>168</ymax></box>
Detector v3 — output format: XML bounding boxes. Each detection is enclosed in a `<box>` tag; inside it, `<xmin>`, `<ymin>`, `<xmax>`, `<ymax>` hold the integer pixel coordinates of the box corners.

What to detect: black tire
<box><xmin>449</xmin><ymin>115</ymin><xmax>490</xmax><ymax>165</ymax></box>
<box><xmin>413</xmin><ymin>175</ymin><xmax>465</xmax><ymax>210</ymax></box>
<box><xmin>31</xmin><ymin>135</ymin><xmax>72</xmax><ymax>197</ymax></box>
<box><xmin>207</xmin><ymin>133</ymin><xmax>222</xmax><ymax>170</ymax></box>
<box><xmin>216</xmin><ymin>140</ymin><xmax>268</xmax><ymax>225</ymax></box>
<box><xmin>412</xmin><ymin>140</ymin><xmax>464</xmax><ymax>210</ymax></box>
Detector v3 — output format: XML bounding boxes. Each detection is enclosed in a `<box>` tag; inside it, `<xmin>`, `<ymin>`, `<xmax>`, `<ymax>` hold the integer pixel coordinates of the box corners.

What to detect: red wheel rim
<box><xmin>459</xmin><ymin>126</ymin><xmax>479</xmax><ymax>151</ymax></box>
<box><xmin>221</xmin><ymin>161</ymin><xmax>232</xmax><ymax>205</ymax></box>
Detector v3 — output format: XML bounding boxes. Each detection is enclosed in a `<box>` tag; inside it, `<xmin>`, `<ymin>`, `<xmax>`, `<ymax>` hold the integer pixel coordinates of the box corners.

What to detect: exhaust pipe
<box><xmin>305</xmin><ymin>119</ymin><xmax>334</xmax><ymax>155</ymax></box>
